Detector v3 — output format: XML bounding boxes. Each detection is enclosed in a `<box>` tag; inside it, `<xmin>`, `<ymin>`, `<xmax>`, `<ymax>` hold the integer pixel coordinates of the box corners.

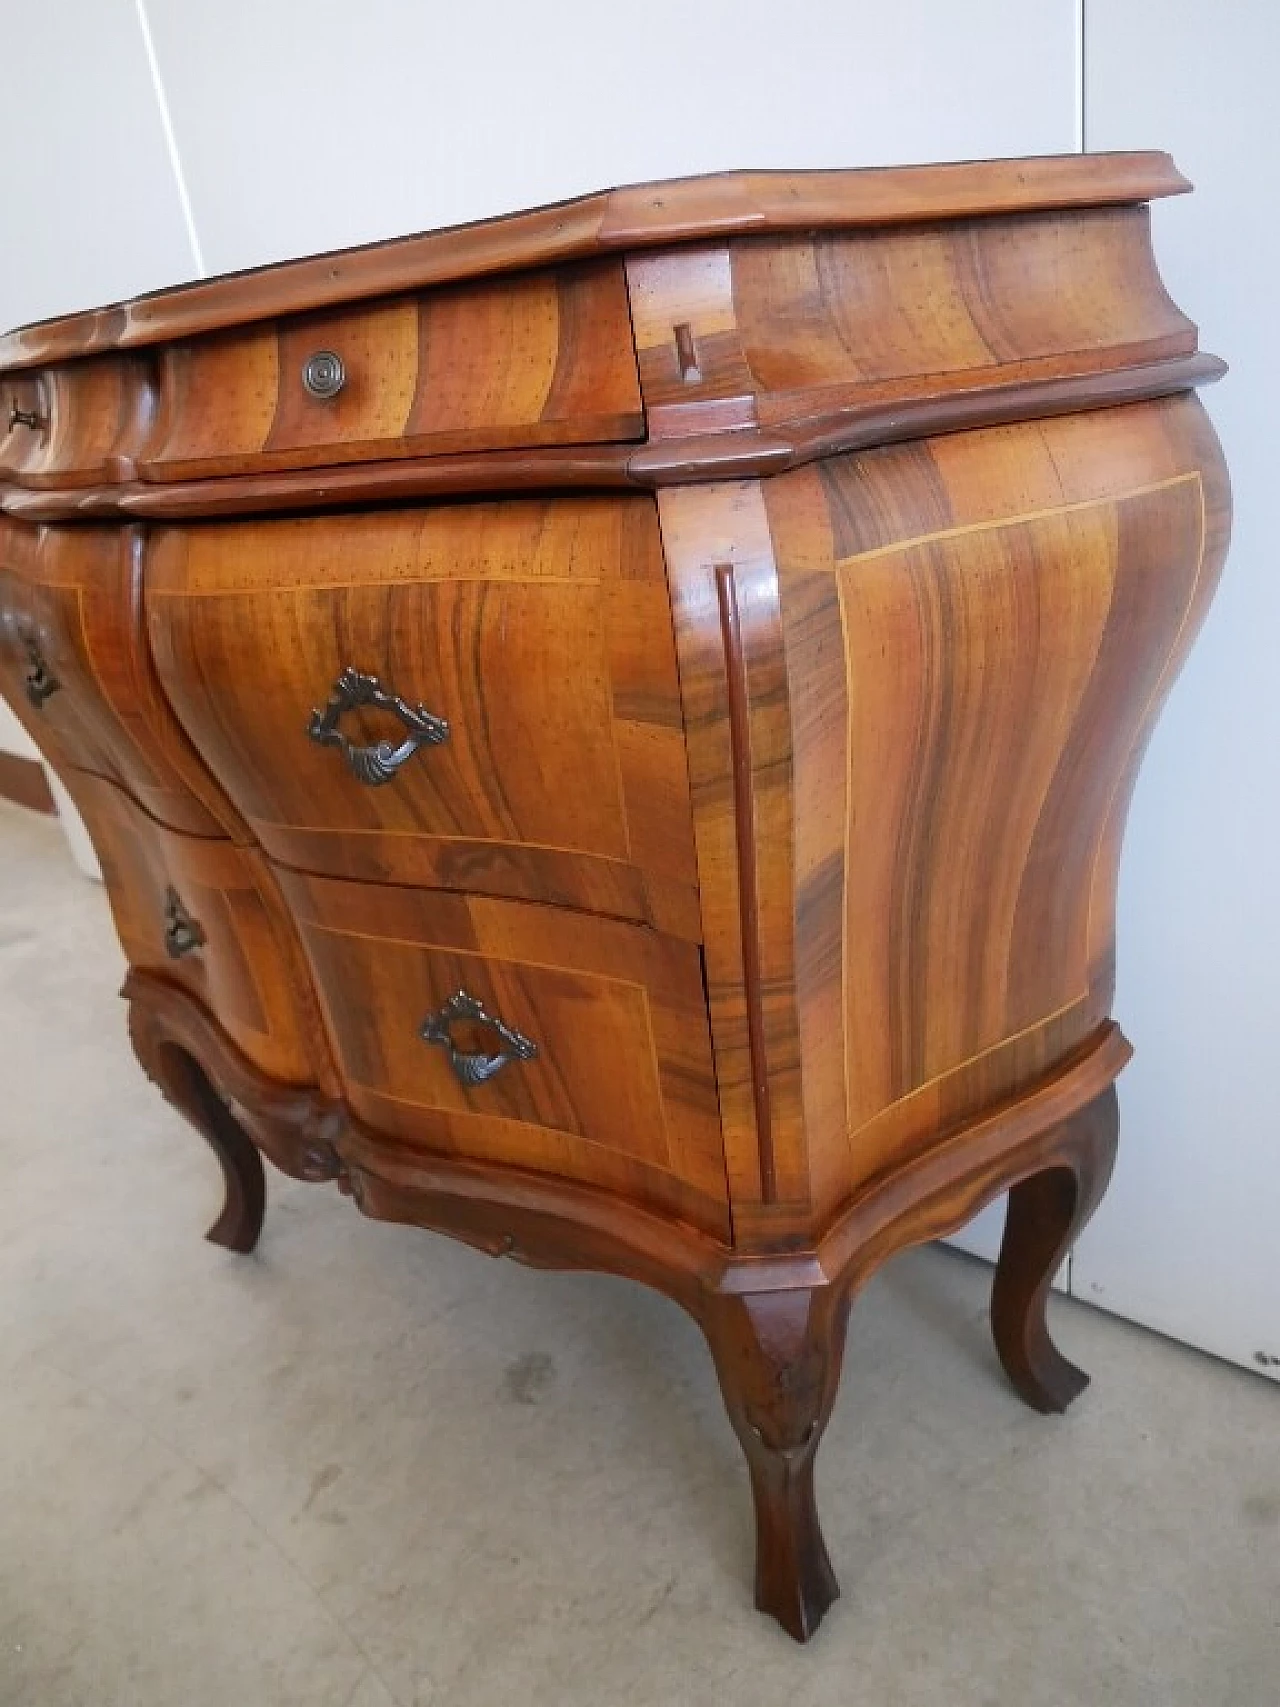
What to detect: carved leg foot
<box><xmin>991</xmin><ymin>1085</ymin><xmax>1120</xmax><ymax>1413</ymax></box>
<box><xmin>128</xmin><ymin>1002</ymin><xmax>266</xmax><ymax>1253</ymax></box>
<box><xmin>124</xmin><ymin>971</ymin><xmax>351</xmax><ymax>1253</ymax></box>
<box><xmin>699</xmin><ymin>1285</ymin><xmax>850</xmax><ymax>1641</ymax></box>
<box><xmin>169</xmin><ymin>1050</ymin><xmax>267</xmax><ymax>1253</ymax></box>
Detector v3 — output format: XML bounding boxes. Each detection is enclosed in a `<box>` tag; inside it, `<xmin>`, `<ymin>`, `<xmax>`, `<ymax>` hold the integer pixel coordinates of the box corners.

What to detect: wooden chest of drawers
<box><xmin>0</xmin><ymin>153</ymin><xmax>1230</xmax><ymax>1640</ymax></box>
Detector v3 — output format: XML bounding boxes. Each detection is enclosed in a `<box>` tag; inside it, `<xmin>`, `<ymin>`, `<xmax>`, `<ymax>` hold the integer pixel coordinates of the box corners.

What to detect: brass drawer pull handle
<box><xmin>6</xmin><ymin>400</ymin><xmax>45</xmax><ymax>432</ymax></box>
<box><xmin>22</xmin><ymin>636</ymin><xmax>60</xmax><ymax>709</ymax></box>
<box><xmin>302</xmin><ymin>350</ymin><xmax>346</xmax><ymax>400</ymax></box>
<box><xmin>163</xmin><ymin>886</ymin><xmax>206</xmax><ymax>959</ymax></box>
<box><xmin>307</xmin><ymin>665</ymin><xmax>450</xmax><ymax>787</ymax></box>
<box><xmin>420</xmin><ymin>990</ymin><xmax>539</xmax><ymax>1087</ymax></box>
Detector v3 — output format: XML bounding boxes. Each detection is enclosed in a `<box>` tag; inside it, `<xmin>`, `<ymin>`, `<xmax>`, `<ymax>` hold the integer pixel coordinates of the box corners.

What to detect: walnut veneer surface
<box><xmin>0</xmin><ymin>153</ymin><xmax>1230</xmax><ymax>1641</ymax></box>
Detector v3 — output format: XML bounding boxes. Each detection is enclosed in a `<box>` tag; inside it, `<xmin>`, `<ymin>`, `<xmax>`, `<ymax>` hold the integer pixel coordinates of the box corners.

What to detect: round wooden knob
<box><xmin>301</xmin><ymin>350</ymin><xmax>346</xmax><ymax>400</ymax></box>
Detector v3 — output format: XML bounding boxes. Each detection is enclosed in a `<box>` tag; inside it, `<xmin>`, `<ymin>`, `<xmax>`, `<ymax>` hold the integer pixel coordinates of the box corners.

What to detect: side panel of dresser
<box><xmin>0</xmin><ymin>517</ymin><xmax>332</xmax><ymax>1090</ymax></box>
<box><xmin>657</xmin><ymin>394</ymin><xmax>1231</xmax><ymax>1247</ymax></box>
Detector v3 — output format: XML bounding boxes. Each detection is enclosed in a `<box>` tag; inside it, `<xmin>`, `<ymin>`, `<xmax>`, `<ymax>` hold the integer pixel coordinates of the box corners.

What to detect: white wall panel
<box><xmin>0</xmin><ymin>0</ymin><xmax>198</xmax><ymax>333</ymax></box>
<box><xmin>141</xmin><ymin>0</ymin><xmax>1079</xmax><ymax>274</ymax></box>
<box><xmin>1073</xmin><ymin>0</ymin><xmax>1280</xmax><ymax>1375</ymax></box>
<box><xmin>0</xmin><ymin>0</ymin><xmax>197</xmax><ymax>846</ymax></box>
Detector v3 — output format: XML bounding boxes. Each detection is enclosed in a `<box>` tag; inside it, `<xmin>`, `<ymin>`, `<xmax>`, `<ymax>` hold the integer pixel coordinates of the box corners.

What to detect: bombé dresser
<box><xmin>0</xmin><ymin>153</ymin><xmax>1230</xmax><ymax>1640</ymax></box>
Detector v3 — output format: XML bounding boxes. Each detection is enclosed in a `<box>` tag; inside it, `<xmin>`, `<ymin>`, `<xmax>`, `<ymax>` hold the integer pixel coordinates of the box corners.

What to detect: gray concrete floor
<box><xmin>0</xmin><ymin>795</ymin><xmax>1276</xmax><ymax>1707</ymax></box>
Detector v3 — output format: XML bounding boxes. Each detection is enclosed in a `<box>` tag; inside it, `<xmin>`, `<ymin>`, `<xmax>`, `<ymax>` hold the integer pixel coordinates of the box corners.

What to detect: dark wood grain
<box><xmin>992</xmin><ymin>1085</ymin><xmax>1119</xmax><ymax>1411</ymax></box>
<box><xmin>626</xmin><ymin>207</ymin><xmax>1196</xmax><ymax>436</ymax></box>
<box><xmin>134</xmin><ymin>1026</ymin><xmax>269</xmax><ymax>1253</ymax></box>
<box><xmin>0</xmin><ymin>355</ymin><xmax>151</xmax><ymax>486</ymax></box>
<box><xmin>137</xmin><ymin>260</ymin><xmax>642</xmax><ymax>482</ymax></box>
<box><xmin>0</xmin><ymin>749</ymin><xmax>55</xmax><ymax>814</ymax></box>
<box><xmin>61</xmin><ymin>769</ymin><xmax>318</xmax><ymax>1085</ymax></box>
<box><xmin>626</xmin><ymin>351</ymin><xmax>1228</xmax><ymax>483</ymax></box>
<box><xmin>0</xmin><ymin>153</ymin><xmax>1188</xmax><ymax>369</ymax></box>
<box><xmin>699</xmin><ymin>1283</ymin><xmax>848</xmax><ymax>1639</ymax></box>
<box><xmin>145</xmin><ymin>496</ymin><xmax>701</xmax><ymax>939</ymax></box>
<box><xmin>659</xmin><ymin>391</ymin><xmax>1229</xmax><ymax>1249</ymax></box>
<box><xmin>113</xmin><ymin>975</ymin><xmax>1134</xmax><ymax>1638</ymax></box>
<box><xmin>0</xmin><ymin>520</ymin><xmax>227</xmax><ymax>835</ymax></box>
<box><xmin>275</xmin><ymin>866</ymin><xmax>729</xmax><ymax>1236</ymax></box>
<box><xmin>0</xmin><ymin>350</ymin><xmax>1225</xmax><ymax>521</ymax></box>
<box><xmin>0</xmin><ymin>158</ymin><xmax>1230</xmax><ymax>1643</ymax></box>
<box><xmin>126</xmin><ymin>969</ymin><xmax>345</xmax><ymax>1247</ymax></box>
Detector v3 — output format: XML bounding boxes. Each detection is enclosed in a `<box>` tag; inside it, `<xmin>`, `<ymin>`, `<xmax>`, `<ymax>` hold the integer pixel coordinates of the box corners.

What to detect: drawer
<box><xmin>626</xmin><ymin>208</ymin><xmax>1197</xmax><ymax>428</ymax></box>
<box><xmin>146</xmin><ymin>497</ymin><xmax>701</xmax><ymax>937</ymax></box>
<box><xmin>62</xmin><ymin>772</ymin><xmax>315</xmax><ymax>1084</ymax></box>
<box><xmin>275</xmin><ymin>870</ymin><xmax>729</xmax><ymax>1236</ymax></box>
<box><xmin>0</xmin><ymin>356</ymin><xmax>148</xmax><ymax>488</ymax></box>
<box><xmin>0</xmin><ymin>522</ymin><xmax>223</xmax><ymax>835</ymax></box>
<box><xmin>137</xmin><ymin>259</ymin><xmax>643</xmax><ymax>481</ymax></box>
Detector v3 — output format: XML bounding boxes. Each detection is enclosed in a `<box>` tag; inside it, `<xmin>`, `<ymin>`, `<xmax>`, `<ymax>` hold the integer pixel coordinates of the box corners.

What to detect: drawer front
<box><xmin>626</xmin><ymin>208</ymin><xmax>1197</xmax><ymax>430</ymax></box>
<box><xmin>0</xmin><ymin>357</ymin><xmax>147</xmax><ymax>488</ymax></box>
<box><xmin>63</xmin><ymin>772</ymin><xmax>315</xmax><ymax>1084</ymax></box>
<box><xmin>138</xmin><ymin>260</ymin><xmax>643</xmax><ymax>481</ymax></box>
<box><xmin>276</xmin><ymin>871</ymin><xmax>729</xmax><ymax>1235</ymax></box>
<box><xmin>146</xmin><ymin>497</ymin><xmax>700</xmax><ymax>937</ymax></box>
<box><xmin>0</xmin><ymin>522</ymin><xmax>223</xmax><ymax>835</ymax></box>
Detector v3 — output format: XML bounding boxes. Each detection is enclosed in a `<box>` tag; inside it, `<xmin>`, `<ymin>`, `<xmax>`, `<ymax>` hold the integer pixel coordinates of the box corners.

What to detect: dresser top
<box><xmin>0</xmin><ymin>152</ymin><xmax>1188</xmax><ymax>370</ymax></box>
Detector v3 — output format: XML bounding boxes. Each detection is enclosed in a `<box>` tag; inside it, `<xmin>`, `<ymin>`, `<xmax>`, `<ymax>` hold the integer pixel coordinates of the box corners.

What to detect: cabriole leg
<box><xmin>699</xmin><ymin>1284</ymin><xmax>850</xmax><ymax>1642</ymax></box>
<box><xmin>991</xmin><ymin>1085</ymin><xmax>1120</xmax><ymax>1413</ymax></box>
<box><xmin>166</xmin><ymin>1047</ymin><xmax>266</xmax><ymax>1253</ymax></box>
<box><xmin>128</xmin><ymin>1003</ymin><xmax>266</xmax><ymax>1253</ymax></box>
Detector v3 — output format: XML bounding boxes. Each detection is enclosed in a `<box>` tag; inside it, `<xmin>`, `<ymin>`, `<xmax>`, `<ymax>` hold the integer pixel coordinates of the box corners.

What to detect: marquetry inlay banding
<box><xmin>0</xmin><ymin>157</ymin><xmax>1231</xmax><ymax>1643</ymax></box>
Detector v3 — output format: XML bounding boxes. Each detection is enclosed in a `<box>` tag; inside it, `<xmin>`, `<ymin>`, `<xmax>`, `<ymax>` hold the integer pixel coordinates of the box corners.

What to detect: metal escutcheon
<box><xmin>307</xmin><ymin>666</ymin><xmax>449</xmax><ymax>787</ymax></box>
<box><xmin>420</xmin><ymin>990</ymin><xmax>538</xmax><ymax>1087</ymax></box>
<box><xmin>22</xmin><ymin>636</ymin><xmax>60</xmax><ymax>709</ymax></box>
<box><xmin>7</xmin><ymin>400</ymin><xmax>45</xmax><ymax>432</ymax></box>
<box><xmin>302</xmin><ymin>350</ymin><xmax>346</xmax><ymax>400</ymax></box>
<box><xmin>163</xmin><ymin>886</ymin><xmax>206</xmax><ymax>959</ymax></box>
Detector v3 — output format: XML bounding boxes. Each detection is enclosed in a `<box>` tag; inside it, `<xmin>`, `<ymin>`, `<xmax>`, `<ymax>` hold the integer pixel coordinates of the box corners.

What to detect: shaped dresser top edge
<box><xmin>0</xmin><ymin>151</ymin><xmax>1190</xmax><ymax>371</ymax></box>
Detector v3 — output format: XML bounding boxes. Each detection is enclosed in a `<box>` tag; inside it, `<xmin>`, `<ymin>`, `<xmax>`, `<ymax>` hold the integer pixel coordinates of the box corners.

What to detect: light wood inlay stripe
<box><xmin>845</xmin><ymin>994</ymin><xmax>1093</xmax><ymax>1143</ymax></box>
<box><xmin>338</xmin><ymin>1079</ymin><xmax>674</xmax><ymax>1162</ymax></box>
<box><xmin>302</xmin><ymin>918</ymin><xmax>652</xmax><ymax>995</ymax></box>
<box><xmin>827</xmin><ymin>472</ymin><xmax>1198</xmax><ymax>575</ymax></box>
<box><xmin>249</xmin><ymin>817</ymin><xmax>642</xmax><ymax>858</ymax></box>
<box><xmin>147</xmin><ymin>575</ymin><xmax>593</xmax><ymax>598</ymax></box>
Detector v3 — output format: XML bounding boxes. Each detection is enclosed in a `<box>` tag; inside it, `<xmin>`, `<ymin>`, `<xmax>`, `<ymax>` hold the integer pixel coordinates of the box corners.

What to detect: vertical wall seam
<box><xmin>133</xmin><ymin>0</ymin><xmax>206</xmax><ymax>276</ymax></box>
